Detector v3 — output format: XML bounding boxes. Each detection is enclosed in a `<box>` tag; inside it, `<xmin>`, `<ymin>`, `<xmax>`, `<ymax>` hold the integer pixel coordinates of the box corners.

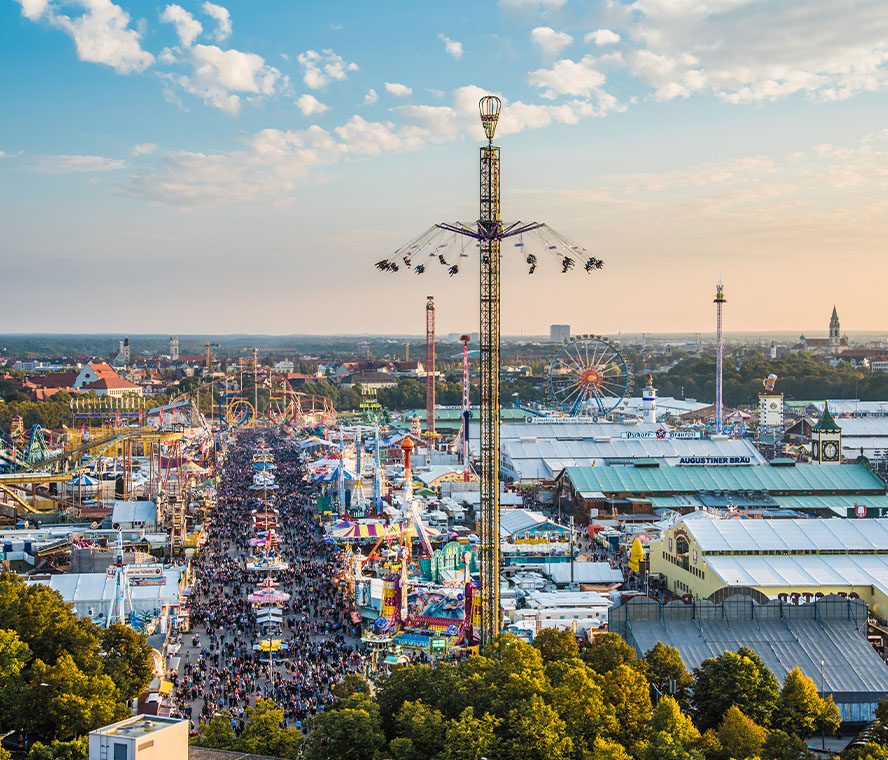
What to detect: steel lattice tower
<box><xmin>478</xmin><ymin>98</ymin><xmax>502</xmax><ymax>648</ymax></box>
<box><xmin>376</xmin><ymin>94</ymin><xmax>601</xmax><ymax>651</ymax></box>
<box><xmin>714</xmin><ymin>281</ymin><xmax>726</xmax><ymax>433</ymax></box>
<box><xmin>426</xmin><ymin>296</ymin><xmax>436</xmax><ymax>452</ymax></box>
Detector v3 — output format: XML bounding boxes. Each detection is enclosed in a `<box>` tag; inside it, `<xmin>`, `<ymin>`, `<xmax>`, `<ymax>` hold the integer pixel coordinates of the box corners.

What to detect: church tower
<box><xmin>812</xmin><ymin>401</ymin><xmax>842</xmax><ymax>465</ymax></box>
<box><xmin>829</xmin><ymin>306</ymin><xmax>840</xmax><ymax>354</ymax></box>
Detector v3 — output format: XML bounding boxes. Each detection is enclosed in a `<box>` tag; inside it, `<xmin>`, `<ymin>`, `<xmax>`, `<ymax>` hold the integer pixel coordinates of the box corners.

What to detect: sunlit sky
<box><xmin>1</xmin><ymin>0</ymin><xmax>887</xmax><ymax>337</ymax></box>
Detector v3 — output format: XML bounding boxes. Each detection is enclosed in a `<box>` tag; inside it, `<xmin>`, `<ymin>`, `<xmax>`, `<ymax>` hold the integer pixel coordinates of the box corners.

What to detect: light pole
<box><xmin>820</xmin><ymin>659</ymin><xmax>825</xmax><ymax>750</ymax></box>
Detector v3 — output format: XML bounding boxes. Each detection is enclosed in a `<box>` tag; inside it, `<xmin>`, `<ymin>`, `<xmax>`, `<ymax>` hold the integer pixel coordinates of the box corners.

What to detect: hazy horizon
<box><xmin>3</xmin><ymin>1</ymin><xmax>887</xmax><ymax>334</ymax></box>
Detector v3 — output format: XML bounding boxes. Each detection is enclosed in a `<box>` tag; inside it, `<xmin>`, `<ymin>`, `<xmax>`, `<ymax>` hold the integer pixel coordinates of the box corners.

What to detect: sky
<box><xmin>1</xmin><ymin>0</ymin><xmax>887</xmax><ymax>337</ymax></box>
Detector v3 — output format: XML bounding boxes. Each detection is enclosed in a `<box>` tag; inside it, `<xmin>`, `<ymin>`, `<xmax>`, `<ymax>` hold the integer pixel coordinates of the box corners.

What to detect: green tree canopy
<box><xmin>645</xmin><ymin>642</ymin><xmax>692</xmax><ymax>708</ymax></box>
<box><xmin>438</xmin><ymin>707</ymin><xmax>500</xmax><ymax>760</ymax></box>
<box><xmin>716</xmin><ymin>706</ymin><xmax>767</xmax><ymax>760</ymax></box>
<box><xmin>692</xmin><ymin>647</ymin><xmax>780</xmax><ymax>730</ymax></box>
<box><xmin>583</xmin><ymin>633</ymin><xmax>646</xmax><ymax>677</ymax></box>
<box><xmin>237</xmin><ymin>699</ymin><xmax>302</xmax><ymax>760</ymax></box>
<box><xmin>774</xmin><ymin>666</ymin><xmax>841</xmax><ymax>739</ymax></box>
<box><xmin>99</xmin><ymin>625</ymin><xmax>154</xmax><ymax>703</ymax></box>
<box><xmin>303</xmin><ymin>696</ymin><xmax>385</xmax><ymax>760</ymax></box>
<box><xmin>532</xmin><ymin>627</ymin><xmax>579</xmax><ymax>663</ymax></box>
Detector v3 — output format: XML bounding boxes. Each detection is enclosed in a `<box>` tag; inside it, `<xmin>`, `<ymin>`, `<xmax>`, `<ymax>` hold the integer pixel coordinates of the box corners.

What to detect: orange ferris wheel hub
<box><xmin>580</xmin><ymin>368</ymin><xmax>601</xmax><ymax>386</ymax></box>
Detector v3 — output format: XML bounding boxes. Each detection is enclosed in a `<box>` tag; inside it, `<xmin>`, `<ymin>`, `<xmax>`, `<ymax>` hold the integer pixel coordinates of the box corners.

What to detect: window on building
<box><xmin>676</xmin><ymin>536</ymin><xmax>690</xmax><ymax>571</ymax></box>
<box><xmin>113</xmin><ymin>743</ymin><xmax>128</xmax><ymax>760</ymax></box>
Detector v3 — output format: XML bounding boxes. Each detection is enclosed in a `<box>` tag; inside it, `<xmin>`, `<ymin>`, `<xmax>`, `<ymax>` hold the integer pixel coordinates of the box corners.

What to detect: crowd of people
<box><xmin>168</xmin><ymin>431</ymin><xmax>367</xmax><ymax>732</ymax></box>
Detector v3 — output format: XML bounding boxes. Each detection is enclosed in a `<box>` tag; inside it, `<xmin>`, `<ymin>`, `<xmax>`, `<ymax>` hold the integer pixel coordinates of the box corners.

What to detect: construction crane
<box><xmin>376</xmin><ymin>94</ymin><xmax>602</xmax><ymax>651</ymax></box>
<box><xmin>425</xmin><ymin>295</ymin><xmax>436</xmax><ymax>452</ymax></box>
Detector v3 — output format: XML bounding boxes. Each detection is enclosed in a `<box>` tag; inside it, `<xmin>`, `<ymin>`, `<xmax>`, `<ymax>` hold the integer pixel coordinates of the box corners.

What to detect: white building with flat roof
<box><xmin>90</xmin><ymin>716</ymin><xmax>187</xmax><ymax>760</ymax></box>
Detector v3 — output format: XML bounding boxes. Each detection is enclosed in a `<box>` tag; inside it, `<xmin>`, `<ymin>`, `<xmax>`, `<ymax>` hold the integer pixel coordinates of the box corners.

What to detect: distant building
<box><xmin>798</xmin><ymin>306</ymin><xmax>848</xmax><ymax>354</ymax></box>
<box><xmin>74</xmin><ymin>363</ymin><xmax>143</xmax><ymax>398</ymax></box>
<box><xmin>169</xmin><ymin>336</ymin><xmax>179</xmax><ymax>361</ymax></box>
<box><xmin>117</xmin><ymin>337</ymin><xmax>130</xmax><ymax>364</ymax></box>
<box><xmin>550</xmin><ymin>324</ymin><xmax>570</xmax><ymax>343</ymax></box>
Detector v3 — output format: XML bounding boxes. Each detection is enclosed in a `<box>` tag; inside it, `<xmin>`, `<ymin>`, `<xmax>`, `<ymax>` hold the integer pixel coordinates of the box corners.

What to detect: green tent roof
<box><xmin>562</xmin><ymin>462</ymin><xmax>885</xmax><ymax>497</ymax></box>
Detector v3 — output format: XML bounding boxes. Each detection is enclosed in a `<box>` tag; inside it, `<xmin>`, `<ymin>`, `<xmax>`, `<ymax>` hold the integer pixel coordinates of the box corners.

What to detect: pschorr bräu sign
<box><xmin>621</xmin><ymin>429</ymin><xmax>702</xmax><ymax>440</ymax></box>
<box><xmin>678</xmin><ymin>456</ymin><xmax>752</xmax><ymax>465</ymax></box>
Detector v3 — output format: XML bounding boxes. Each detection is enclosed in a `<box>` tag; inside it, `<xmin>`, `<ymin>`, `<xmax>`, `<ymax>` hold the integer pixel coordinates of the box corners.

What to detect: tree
<box><xmin>842</xmin><ymin>745</ymin><xmax>888</xmax><ymax>760</ymax></box>
<box><xmin>503</xmin><ymin>693</ymin><xmax>573</xmax><ymax>760</ymax></box>
<box><xmin>375</xmin><ymin>663</ymin><xmax>457</xmax><ymax>736</ymax></box>
<box><xmin>645</xmin><ymin>642</ymin><xmax>692</xmax><ymax>708</ymax></box>
<box><xmin>716</xmin><ymin>706</ymin><xmax>767</xmax><ymax>760</ymax></box>
<box><xmin>774</xmin><ymin>667</ymin><xmax>841</xmax><ymax>739</ymax></box>
<box><xmin>303</xmin><ymin>699</ymin><xmax>385</xmax><ymax>760</ymax></box>
<box><xmin>439</xmin><ymin>707</ymin><xmax>500</xmax><ymax>760</ymax></box>
<box><xmin>692</xmin><ymin>647</ymin><xmax>779</xmax><ymax>730</ymax></box>
<box><xmin>642</xmin><ymin>696</ymin><xmax>703</xmax><ymax>760</ymax></box>
<box><xmin>99</xmin><ymin>625</ymin><xmax>153</xmax><ymax>703</ymax></box>
<box><xmin>601</xmin><ymin>663</ymin><xmax>652</xmax><ymax>750</ymax></box>
<box><xmin>0</xmin><ymin>629</ymin><xmax>30</xmax><ymax>729</ymax></box>
<box><xmin>391</xmin><ymin>701</ymin><xmax>446</xmax><ymax>760</ymax></box>
<box><xmin>28</xmin><ymin>738</ymin><xmax>88</xmax><ymax>760</ymax></box>
<box><xmin>590</xmin><ymin>736</ymin><xmax>633</xmax><ymax>760</ymax></box>
<box><xmin>21</xmin><ymin>655</ymin><xmax>124</xmax><ymax>741</ymax></box>
<box><xmin>533</xmin><ymin>627</ymin><xmax>579</xmax><ymax>663</ymax></box>
<box><xmin>584</xmin><ymin>633</ymin><xmax>646</xmax><ymax>676</ymax></box>
<box><xmin>194</xmin><ymin>716</ymin><xmax>236</xmax><ymax>749</ymax></box>
<box><xmin>237</xmin><ymin>699</ymin><xmax>301</xmax><ymax>760</ymax></box>
<box><xmin>546</xmin><ymin>658</ymin><xmax>616</xmax><ymax>754</ymax></box>
<box><xmin>762</xmin><ymin>729</ymin><xmax>815</xmax><ymax>760</ymax></box>
<box><xmin>332</xmin><ymin>673</ymin><xmax>369</xmax><ymax>699</ymax></box>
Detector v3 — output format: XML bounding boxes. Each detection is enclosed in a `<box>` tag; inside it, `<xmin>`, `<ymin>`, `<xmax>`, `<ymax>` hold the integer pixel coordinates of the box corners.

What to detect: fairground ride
<box><xmin>376</xmin><ymin>95</ymin><xmax>603</xmax><ymax>651</ymax></box>
<box><xmin>548</xmin><ymin>335</ymin><xmax>633</xmax><ymax>417</ymax></box>
<box><xmin>171</xmin><ymin>369</ymin><xmax>336</xmax><ymax>430</ymax></box>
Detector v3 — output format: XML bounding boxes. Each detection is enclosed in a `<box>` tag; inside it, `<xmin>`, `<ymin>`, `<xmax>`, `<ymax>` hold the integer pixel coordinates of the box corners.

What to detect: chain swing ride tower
<box><xmin>376</xmin><ymin>95</ymin><xmax>602</xmax><ymax>650</ymax></box>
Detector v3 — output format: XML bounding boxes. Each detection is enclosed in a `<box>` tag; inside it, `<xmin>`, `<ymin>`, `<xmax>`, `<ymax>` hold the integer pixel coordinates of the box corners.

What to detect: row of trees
<box><xmin>653</xmin><ymin>353</ymin><xmax>888</xmax><ymax>407</ymax></box>
<box><xmin>0</xmin><ymin>574</ymin><xmax>155</xmax><ymax>755</ymax></box>
<box><xmin>193</xmin><ymin>631</ymin><xmax>847</xmax><ymax>760</ymax></box>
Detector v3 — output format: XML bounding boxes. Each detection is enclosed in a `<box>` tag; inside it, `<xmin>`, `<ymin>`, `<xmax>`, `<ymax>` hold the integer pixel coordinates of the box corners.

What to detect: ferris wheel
<box><xmin>549</xmin><ymin>335</ymin><xmax>633</xmax><ymax>417</ymax></box>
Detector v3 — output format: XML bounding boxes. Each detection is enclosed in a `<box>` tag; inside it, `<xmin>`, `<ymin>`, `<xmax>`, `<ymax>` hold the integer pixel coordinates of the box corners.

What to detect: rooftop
<box><xmin>562</xmin><ymin>463</ymin><xmax>886</xmax><ymax>497</ymax></box>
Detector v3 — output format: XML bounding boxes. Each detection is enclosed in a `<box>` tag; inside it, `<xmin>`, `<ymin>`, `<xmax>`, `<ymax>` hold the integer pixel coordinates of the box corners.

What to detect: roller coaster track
<box><xmin>0</xmin><ymin>428</ymin><xmax>183</xmax><ymax>485</ymax></box>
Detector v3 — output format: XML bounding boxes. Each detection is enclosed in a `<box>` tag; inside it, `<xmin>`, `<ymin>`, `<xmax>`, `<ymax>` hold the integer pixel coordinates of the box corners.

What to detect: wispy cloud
<box><xmin>439</xmin><ymin>34</ymin><xmax>463</xmax><ymax>60</ymax></box>
<box><xmin>32</xmin><ymin>154</ymin><xmax>127</xmax><ymax>173</ymax></box>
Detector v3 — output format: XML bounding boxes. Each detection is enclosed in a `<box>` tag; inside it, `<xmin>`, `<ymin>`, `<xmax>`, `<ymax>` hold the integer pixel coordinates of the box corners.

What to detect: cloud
<box><xmin>0</xmin><ymin>151</ymin><xmax>6</xmax><ymax>158</ymax></box>
<box><xmin>47</xmin><ymin>0</ymin><xmax>154</xmax><ymax>74</ymax></box>
<box><xmin>297</xmin><ymin>49</ymin><xmax>358</xmax><ymax>89</ymax></box>
<box><xmin>531</xmin><ymin>26</ymin><xmax>573</xmax><ymax>56</ymax></box>
<box><xmin>498</xmin><ymin>0</ymin><xmax>566</xmax><ymax>10</ymax></box>
<box><xmin>385</xmin><ymin>82</ymin><xmax>412</xmax><ymax>97</ymax></box>
<box><xmin>13</xmin><ymin>0</ymin><xmax>50</xmax><ymax>20</ymax></box>
<box><xmin>160</xmin><ymin>4</ymin><xmax>202</xmax><ymax>47</ymax></box>
<box><xmin>164</xmin><ymin>43</ymin><xmax>284</xmax><ymax>114</ymax></box>
<box><xmin>119</xmin><ymin>84</ymin><xmax>623</xmax><ymax>208</ymax></box>
<box><xmin>585</xmin><ymin>29</ymin><xmax>620</xmax><ymax>46</ymax></box>
<box><xmin>297</xmin><ymin>93</ymin><xmax>329</xmax><ymax>116</ymax></box>
<box><xmin>527</xmin><ymin>55</ymin><xmax>607</xmax><ymax>98</ymax></box>
<box><xmin>439</xmin><ymin>34</ymin><xmax>463</xmax><ymax>60</ymax></box>
<box><xmin>132</xmin><ymin>143</ymin><xmax>157</xmax><ymax>155</ymax></box>
<box><xmin>363</xmin><ymin>88</ymin><xmax>378</xmax><ymax>105</ymax></box>
<box><xmin>202</xmin><ymin>1</ymin><xmax>231</xmax><ymax>41</ymax></box>
<box><xmin>596</xmin><ymin>0</ymin><xmax>888</xmax><ymax>103</ymax></box>
<box><xmin>31</xmin><ymin>154</ymin><xmax>127</xmax><ymax>173</ymax></box>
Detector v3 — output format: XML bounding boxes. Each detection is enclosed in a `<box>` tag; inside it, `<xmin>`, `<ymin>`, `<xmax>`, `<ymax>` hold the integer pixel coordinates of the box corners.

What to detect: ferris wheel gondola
<box><xmin>549</xmin><ymin>336</ymin><xmax>632</xmax><ymax>417</ymax></box>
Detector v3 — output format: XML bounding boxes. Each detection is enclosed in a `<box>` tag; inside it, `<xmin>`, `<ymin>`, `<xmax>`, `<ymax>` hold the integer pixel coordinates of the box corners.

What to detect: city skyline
<box><xmin>2</xmin><ymin>0</ymin><xmax>887</xmax><ymax>334</ymax></box>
